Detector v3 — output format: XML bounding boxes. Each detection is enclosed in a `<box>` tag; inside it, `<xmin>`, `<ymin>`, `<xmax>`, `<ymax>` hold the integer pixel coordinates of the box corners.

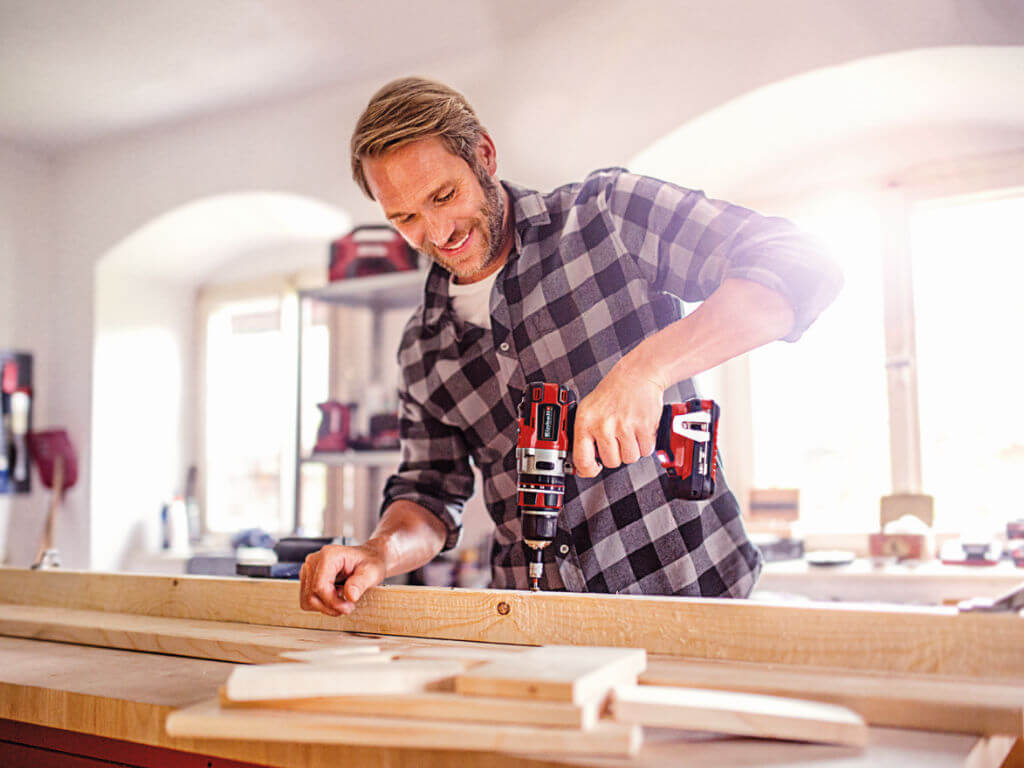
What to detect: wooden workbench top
<box><xmin>0</xmin><ymin>569</ymin><xmax>1020</xmax><ymax>767</ymax></box>
<box><xmin>0</xmin><ymin>636</ymin><xmax>1013</xmax><ymax>768</ymax></box>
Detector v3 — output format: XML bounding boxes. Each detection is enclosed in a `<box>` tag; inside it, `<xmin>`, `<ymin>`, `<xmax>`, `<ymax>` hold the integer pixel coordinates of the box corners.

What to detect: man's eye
<box><xmin>437</xmin><ymin>189</ymin><xmax>455</xmax><ymax>203</ymax></box>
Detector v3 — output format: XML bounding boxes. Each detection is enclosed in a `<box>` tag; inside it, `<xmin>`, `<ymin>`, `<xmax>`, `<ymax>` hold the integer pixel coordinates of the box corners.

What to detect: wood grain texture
<box><xmin>2</xmin><ymin>569</ymin><xmax>1023</xmax><ymax>679</ymax></box>
<box><xmin>611</xmin><ymin>684</ymin><xmax>868</xmax><ymax>748</ymax></box>
<box><xmin>226</xmin><ymin>660</ymin><xmax>467</xmax><ymax>701</ymax></box>
<box><xmin>167</xmin><ymin>698</ymin><xmax>642</xmax><ymax>757</ymax></box>
<box><xmin>0</xmin><ymin>603</ymin><xmax>376</xmax><ymax>664</ymax></box>
<box><xmin>0</xmin><ymin>637</ymin><xmax>1003</xmax><ymax>768</ymax></box>
<box><xmin>641</xmin><ymin>657</ymin><xmax>1024</xmax><ymax>736</ymax></box>
<box><xmin>219</xmin><ymin>687</ymin><xmax>600</xmax><ymax>730</ymax></box>
<box><xmin>455</xmin><ymin>646</ymin><xmax>646</xmax><ymax>704</ymax></box>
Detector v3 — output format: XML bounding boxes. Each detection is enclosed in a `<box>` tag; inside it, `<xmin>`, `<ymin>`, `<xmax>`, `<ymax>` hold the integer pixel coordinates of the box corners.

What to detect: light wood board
<box><xmin>0</xmin><ymin>602</ymin><xmax>377</xmax><ymax>663</ymax></box>
<box><xmin>226</xmin><ymin>659</ymin><xmax>467</xmax><ymax>701</ymax></box>
<box><xmin>611</xmin><ymin>684</ymin><xmax>868</xmax><ymax>748</ymax></box>
<box><xmin>456</xmin><ymin>645</ymin><xmax>646</xmax><ymax>704</ymax></box>
<box><xmin>641</xmin><ymin>657</ymin><xmax>1024</xmax><ymax>736</ymax></box>
<box><xmin>167</xmin><ymin>698</ymin><xmax>641</xmax><ymax>757</ymax></box>
<box><xmin>219</xmin><ymin>686</ymin><xmax>601</xmax><ymax>730</ymax></box>
<box><xmin>2</xmin><ymin>568</ymin><xmax>1022</xmax><ymax>679</ymax></box>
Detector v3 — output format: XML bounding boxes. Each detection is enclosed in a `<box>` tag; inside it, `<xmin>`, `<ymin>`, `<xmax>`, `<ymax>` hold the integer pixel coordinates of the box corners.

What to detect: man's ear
<box><xmin>475</xmin><ymin>132</ymin><xmax>498</xmax><ymax>177</ymax></box>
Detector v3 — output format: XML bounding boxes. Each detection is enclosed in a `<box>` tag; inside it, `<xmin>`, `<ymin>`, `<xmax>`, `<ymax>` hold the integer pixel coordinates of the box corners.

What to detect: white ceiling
<box><xmin>0</xmin><ymin>0</ymin><xmax>568</xmax><ymax>149</ymax></box>
<box><xmin>3</xmin><ymin>0</ymin><xmax>1023</xmax><ymax>154</ymax></box>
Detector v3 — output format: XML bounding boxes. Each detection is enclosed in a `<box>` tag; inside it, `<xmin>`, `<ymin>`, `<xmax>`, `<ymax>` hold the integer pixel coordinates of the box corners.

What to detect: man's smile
<box><xmin>438</xmin><ymin>229</ymin><xmax>472</xmax><ymax>256</ymax></box>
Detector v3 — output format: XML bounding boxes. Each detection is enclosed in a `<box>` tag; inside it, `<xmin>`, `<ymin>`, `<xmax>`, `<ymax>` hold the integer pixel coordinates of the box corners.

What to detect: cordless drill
<box><xmin>515</xmin><ymin>382</ymin><xmax>720</xmax><ymax>591</ymax></box>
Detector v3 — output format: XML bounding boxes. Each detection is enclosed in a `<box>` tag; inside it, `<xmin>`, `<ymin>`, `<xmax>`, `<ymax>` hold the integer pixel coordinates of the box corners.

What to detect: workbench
<box><xmin>0</xmin><ymin>568</ymin><xmax>1021</xmax><ymax>767</ymax></box>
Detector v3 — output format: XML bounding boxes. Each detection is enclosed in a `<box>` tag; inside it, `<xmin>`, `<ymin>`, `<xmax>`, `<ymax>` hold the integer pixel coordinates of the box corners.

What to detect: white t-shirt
<box><xmin>448</xmin><ymin>269</ymin><xmax>500</xmax><ymax>330</ymax></box>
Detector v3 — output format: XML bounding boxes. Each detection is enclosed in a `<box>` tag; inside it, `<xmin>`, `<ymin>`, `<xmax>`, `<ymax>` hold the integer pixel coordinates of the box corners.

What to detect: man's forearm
<box><xmin>366</xmin><ymin>500</ymin><xmax>449</xmax><ymax>578</ymax></box>
<box><xmin>622</xmin><ymin>277</ymin><xmax>795</xmax><ymax>389</ymax></box>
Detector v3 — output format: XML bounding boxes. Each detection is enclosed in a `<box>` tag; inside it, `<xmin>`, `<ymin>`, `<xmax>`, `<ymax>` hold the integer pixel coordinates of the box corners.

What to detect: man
<box><xmin>299</xmin><ymin>77</ymin><xmax>841</xmax><ymax>616</ymax></box>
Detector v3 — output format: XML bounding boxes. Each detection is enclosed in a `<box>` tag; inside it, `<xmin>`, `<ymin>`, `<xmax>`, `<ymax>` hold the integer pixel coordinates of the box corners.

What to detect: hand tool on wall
<box><xmin>0</xmin><ymin>361</ymin><xmax>12</xmax><ymax>491</ymax></box>
<box><xmin>9</xmin><ymin>388</ymin><xmax>32</xmax><ymax>485</ymax></box>
<box><xmin>26</xmin><ymin>429</ymin><xmax>78</xmax><ymax>569</ymax></box>
<box><xmin>516</xmin><ymin>382</ymin><xmax>720</xmax><ymax>591</ymax></box>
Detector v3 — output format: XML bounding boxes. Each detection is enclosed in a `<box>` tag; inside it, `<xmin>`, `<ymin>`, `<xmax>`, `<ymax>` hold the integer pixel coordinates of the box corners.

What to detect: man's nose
<box><xmin>424</xmin><ymin>213</ymin><xmax>455</xmax><ymax>248</ymax></box>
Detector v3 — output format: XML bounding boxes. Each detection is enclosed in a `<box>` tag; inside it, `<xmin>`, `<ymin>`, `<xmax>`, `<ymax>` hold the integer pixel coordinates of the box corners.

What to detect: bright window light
<box><xmin>205</xmin><ymin>297</ymin><xmax>288</xmax><ymax>534</ymax></box>
<box><xmin>749</xmin><ymin>195</ymin><xmax>890</xmax><ymax>532</ymax></box>
<box><xmin>911</xmin><ymin>193</ymin><xmax>1024</xmax><ymax>535</ymax></box>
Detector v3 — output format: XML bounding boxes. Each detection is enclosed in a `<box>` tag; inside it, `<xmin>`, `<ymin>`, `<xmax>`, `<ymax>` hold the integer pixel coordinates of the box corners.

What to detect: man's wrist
<box><xmin>361</xmin><ymin>535</ymin><xmax>395</xmax><ymax>578</ymax></box>
<box><xmin>617</xmin><ymin>342</ymin><xmax>671</xmax><ymax>392</ymax></box>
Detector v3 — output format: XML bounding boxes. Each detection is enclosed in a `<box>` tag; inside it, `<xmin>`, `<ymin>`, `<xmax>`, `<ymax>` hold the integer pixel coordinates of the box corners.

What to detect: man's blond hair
<box><xmin>350</xmin><ymin>77</ymin><xmax>485</xmax><ymax>200</ymax></box>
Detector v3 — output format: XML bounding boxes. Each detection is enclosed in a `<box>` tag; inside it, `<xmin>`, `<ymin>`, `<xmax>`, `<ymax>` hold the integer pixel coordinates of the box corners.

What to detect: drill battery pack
<box><xmin>654</xmin><ymin>399</ymin><xmax>720</xmax><ymax>500</ymax></box>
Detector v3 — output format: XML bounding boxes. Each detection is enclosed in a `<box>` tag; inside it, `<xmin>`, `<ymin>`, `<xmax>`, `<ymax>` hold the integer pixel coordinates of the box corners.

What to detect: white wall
<box><xmin>90</xmin><ymin>266</ymin><xmax>195</xmax><ymax>570</ymax></box>
<box><xmin>4</xmin><ymin>4</ymin><xmax>1022</xmax><ymax>567</ymax></box>
<box><xmin>0</xmin><ymin>140</ymin><xmax>57</xmax><ymax>565</ymax></box>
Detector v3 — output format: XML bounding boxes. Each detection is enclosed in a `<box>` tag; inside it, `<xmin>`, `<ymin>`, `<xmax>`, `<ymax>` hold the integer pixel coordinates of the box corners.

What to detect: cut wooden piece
<box><xmin>218</xmin><ymin>686</ymin><xmax>601</xmax><ymax>730</ymax></box>
<box><xmin>225</xmin><ymin>659</ymin><xmax>466</xmax><ymax>701</ymax></box>
<box><xmin>278</xmin><ymin>647</ymin><xmax>389</xmax><ymax>663</ymax></box>
<box><xmin>4</xmin><ymin>569</ymin><xmax>1024</xmax><ymax>679</ymax></box>
<box><xmin>455</xmin><ymin>645</ymin><xmax>646</xmax><ymax>705</ymax></box>
<box><xmin>167</xmin><ymin>697</ymin><xmax>641</xmax><ymax>757</ymax></box>
<box><xmin>611</xmin><ymin>684</ymin><xmax>868</xmax><ymax>748</ymax></box>
<box><xmin>394</xmin><ymin>644</ymin><xmax>531</xmax><ymax>663</ymax></box>
<box><xmin>0</xmin><ymin>602</ymin><xmax>372</xmax><ymax>664</ymax></box>
<box><xmin>641</xmin><ymin>657</ymin><xmax>1024</xmax><ymax>736</ymax></box>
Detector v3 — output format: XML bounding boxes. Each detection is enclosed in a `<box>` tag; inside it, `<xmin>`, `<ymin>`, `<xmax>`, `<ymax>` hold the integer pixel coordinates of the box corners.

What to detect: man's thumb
<box><xmin>343</xmin><ymin>562</ymin><xmax>377</xmax><ymax>603</ymax></box>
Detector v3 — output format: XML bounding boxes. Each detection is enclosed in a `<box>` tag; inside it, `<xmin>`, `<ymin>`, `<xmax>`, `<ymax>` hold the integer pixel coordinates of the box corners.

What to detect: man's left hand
<box><xmin>572</xmin><ymin>363</ymin><xmax>665</xmax><ymax>478</ymax></box>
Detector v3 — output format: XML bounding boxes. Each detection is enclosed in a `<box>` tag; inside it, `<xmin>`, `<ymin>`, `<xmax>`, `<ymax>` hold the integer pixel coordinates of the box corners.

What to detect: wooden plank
<box><xmin>0</xmin><ymin>638</ymin><xmax>1002</xmax><ymax>768</ymax></box>
<box><xmin>167</xmin><ymin>698</ymin><xmax>642</xmax><ymax>757</ymax></box>
<box><xmin>640</xmin><ymin>657</ymin><xmax>1024</xmax><ymax>736</ymax></box>
<box><xmin>455</xmin><ymin>646</ymin><xmax>646</xmax><ymax>705</ymax></box>
<box><xmin>225</xmin><ymin>660</ymin><xmax>467</xmax><ymax>701</ymax></box>
<box><xmin>218</xmin><ymin>687</ymin><xmax>601</xmax><ymax>730</ymax></box>
<box><xmin>2</xmin><ymin>568</ymin><xmax>1023</xmax><ymax>679</ymax></box>
<box><xmin>611</xmin><ymin>684</ymin><xmax>868</xmax><ymax>748</ymax></box>
<box><xmin>279</xmin><ymin>647</ymin><xmax>390</xmax><ymax>662</ymax></box>
<box><xmin>0</xmin><ymin>603</ymin><xmax>377</xmax><ymax>664</ymax></box>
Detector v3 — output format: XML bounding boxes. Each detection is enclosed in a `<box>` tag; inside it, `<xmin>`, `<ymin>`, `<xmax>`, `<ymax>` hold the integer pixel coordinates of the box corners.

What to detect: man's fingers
<box><xmin>573</xmin><ymin>430</ymin><xmax>601</xmax><ymax>478</ymax></box>
<box><xmin>597</xmin><ymin>432</ymin><xmax>622</xmax><ymax>469</ymax></box>
<box><xmin>618</xmin><ymin>435</ymin><xmax>642</xmax><ymax>465</ymax></box>
<box><xmin>638</xmin><ymin>432</ymin><xmax>657</xmax><ymax>457</ymax></box>
<box><xmin>307</xmin><ymin>592</ymin><xmax>341</xmax><ymax>617</ymax></box>
<box><xmin>313</xmin><ymin>550</ymin><xmax>349</xmax><ymax>614</ymax></box>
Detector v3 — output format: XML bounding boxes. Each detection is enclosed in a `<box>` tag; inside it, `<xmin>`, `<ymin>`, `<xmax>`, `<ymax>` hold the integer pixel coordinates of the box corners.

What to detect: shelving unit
<box><xmin>303</xmin><ymin>450</ymin><xmax>403</xmax><ymax>467</ymax></box>
<box><xmin>294</xmin><ymin>269</ymin><xmax>427</xmax><ymax>536</ymax></box>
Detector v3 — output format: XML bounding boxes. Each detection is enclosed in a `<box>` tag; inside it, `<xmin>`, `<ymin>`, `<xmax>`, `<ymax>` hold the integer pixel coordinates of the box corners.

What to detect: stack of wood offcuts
<box><xmin>167</xmin><ymin>638</ymin><xmax>868</xmax><ymax>759</ymax></box>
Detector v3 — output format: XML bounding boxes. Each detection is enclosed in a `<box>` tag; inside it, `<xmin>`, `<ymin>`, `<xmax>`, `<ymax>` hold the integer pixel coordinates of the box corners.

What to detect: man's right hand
<box><xmin>299</xmin><ymin>542</ymin><xmax>388</xmax><ymax>616</ymax></box>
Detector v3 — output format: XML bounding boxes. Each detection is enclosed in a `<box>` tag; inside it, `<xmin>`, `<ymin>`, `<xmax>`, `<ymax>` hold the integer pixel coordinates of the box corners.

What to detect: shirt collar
<box><xmin>419</xmin><ymin>178</ymin><xmax>548</xmax><ymax>328</ymax></box>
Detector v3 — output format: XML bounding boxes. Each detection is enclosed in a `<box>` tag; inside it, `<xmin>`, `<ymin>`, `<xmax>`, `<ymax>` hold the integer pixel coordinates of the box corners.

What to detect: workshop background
<box><xmin>0</xmin><ymin>1</ymin><xmax>1021</xmax><ymax>592</ymax></box>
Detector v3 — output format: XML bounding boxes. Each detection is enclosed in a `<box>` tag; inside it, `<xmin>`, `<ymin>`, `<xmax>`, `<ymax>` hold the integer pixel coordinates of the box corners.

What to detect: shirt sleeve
<box><xmin>380</xmin><ymin>385</ymin><xmax>475</xmax><ymax>552</ymax></box>
<box><xmin>604</xmin><ymin>169</ymin><xmax>843</xmax><ymax>341</ymax></box>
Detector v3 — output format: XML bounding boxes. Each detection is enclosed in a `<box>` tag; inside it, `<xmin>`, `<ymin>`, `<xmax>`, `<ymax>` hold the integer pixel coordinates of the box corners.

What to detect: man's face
<box><xmin>362</xmin><ymin>136</ymin><xmax>506</xmax><ymax>283</ymax></box>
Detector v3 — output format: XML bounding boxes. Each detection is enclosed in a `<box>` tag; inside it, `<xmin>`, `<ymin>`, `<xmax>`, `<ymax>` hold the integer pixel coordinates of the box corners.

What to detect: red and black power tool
<box><xmin>515</xmin><ymin>382</ymin><xmax>720</xmax><ymax>591</ymax></box>
<box><xmin>329</xmin><ymin>225</ymin><xmax>419</xmax><ymax>281</ymax></box>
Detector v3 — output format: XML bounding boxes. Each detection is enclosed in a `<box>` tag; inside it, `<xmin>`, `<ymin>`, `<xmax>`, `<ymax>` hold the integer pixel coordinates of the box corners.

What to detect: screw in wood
<box><xmin>496</xmin><ymin>601</ymin><xmax>511</xmax><ymax>615</ymax></box>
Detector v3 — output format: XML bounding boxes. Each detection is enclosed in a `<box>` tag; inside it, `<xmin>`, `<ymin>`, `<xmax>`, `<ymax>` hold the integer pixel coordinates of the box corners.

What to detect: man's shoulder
<box><xmin>511</xmin><ymin>167</ymin><xmax>675</xmax><ymax>223</ymax></box>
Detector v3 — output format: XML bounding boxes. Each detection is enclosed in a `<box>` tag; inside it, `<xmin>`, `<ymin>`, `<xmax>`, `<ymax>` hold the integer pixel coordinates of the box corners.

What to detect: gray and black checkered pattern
<box><xmin>382</xmin><ymin>168</ymin><xmax>842</xmax><ymax>595</ymax></box>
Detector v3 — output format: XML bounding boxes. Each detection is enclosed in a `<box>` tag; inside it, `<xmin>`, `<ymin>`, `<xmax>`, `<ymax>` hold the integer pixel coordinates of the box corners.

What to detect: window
<box><xmin>748</xmin><ymin>195</ymin><xmax>890</xmax><ymax>532</ymax></box>
<box><xmin>201</xmin><ymin>280</ymin><xmax>330</xmax><ymax>535</ymax></box>
<box><xmin>911</xmin><ymin>193</ymin><xmax>1024</xmax><ymax>534</ymax></box>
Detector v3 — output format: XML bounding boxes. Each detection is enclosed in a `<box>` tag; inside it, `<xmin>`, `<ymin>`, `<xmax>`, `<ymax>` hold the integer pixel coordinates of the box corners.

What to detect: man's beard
<box><xmin>419</xmin><ymin>160</ymin><xmax>506</xmax><ymax>280</ymax></box>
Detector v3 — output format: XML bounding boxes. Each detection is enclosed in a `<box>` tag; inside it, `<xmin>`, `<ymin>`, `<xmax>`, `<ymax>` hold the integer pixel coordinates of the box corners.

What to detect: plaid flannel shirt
<box><xmin>382</xmin><ymin>168</ymin><xmax>841</xmax><ymax>595</ymax></box>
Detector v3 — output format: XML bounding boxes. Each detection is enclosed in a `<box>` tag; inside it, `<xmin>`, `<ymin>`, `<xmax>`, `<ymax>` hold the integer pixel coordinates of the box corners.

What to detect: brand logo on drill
<box><xmin>538</xmin><ymin>404</ymin><xmax>558</xmax><ymax>442</ymax></box>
